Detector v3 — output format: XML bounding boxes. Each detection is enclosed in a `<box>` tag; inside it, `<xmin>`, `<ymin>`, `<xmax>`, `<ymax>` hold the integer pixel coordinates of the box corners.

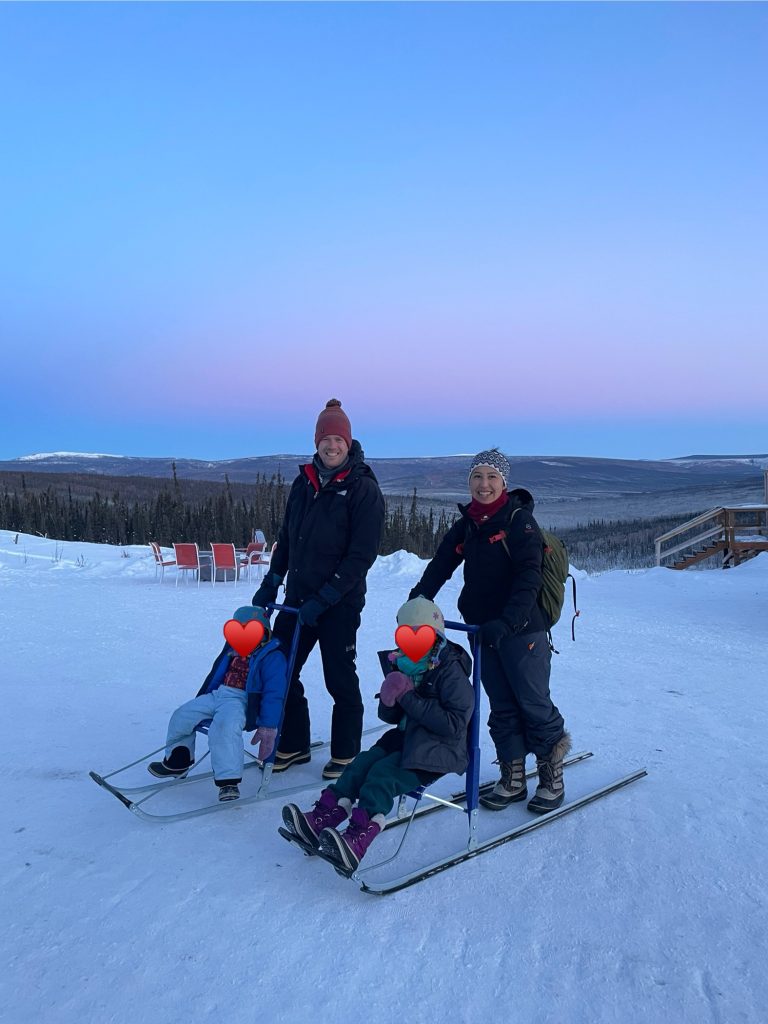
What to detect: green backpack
<box><xmin>470</xmin><ymin>509</ymin><xmax>579</xmax><ymax>641</ymax></box>
<box><xmin>535</xmin><ymin>528</ymin><xmax>572</xmax><ymax>630</ymax></box>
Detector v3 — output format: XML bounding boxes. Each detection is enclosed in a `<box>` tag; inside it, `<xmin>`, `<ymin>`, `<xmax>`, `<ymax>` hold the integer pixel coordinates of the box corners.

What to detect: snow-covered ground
<box><xmin>1</xmin><ymin>532</ymin><xmax>766</xmax><ymax>1024</ymax></box>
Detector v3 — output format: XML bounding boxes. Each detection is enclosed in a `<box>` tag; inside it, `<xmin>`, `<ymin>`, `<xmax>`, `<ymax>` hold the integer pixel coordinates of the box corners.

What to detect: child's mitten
<box><xmin>251</xmin><ymin>726</ymin><xmax>278</xmax><ymax>760</ymax></box>
<box><xmin>379</xmin><ymin>671</ymin><xmax>414</xmax><ymax>707</ymax></box>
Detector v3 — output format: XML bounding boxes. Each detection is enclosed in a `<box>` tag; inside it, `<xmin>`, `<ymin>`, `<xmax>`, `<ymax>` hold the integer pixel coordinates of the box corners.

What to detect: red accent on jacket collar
<box><xmin>303</xmin><ymin>464</ymin><xmax>352</xmax><ymax>492</ymax></box>
<box><xmin>304</xmin><ymin>464</ymin><xmax>321</xmax><ymax>492</ymax></box>
<box><xmin>466</xmin><ymin>491</ymin><xmax>509</xmax><ymax>524</ymax></box>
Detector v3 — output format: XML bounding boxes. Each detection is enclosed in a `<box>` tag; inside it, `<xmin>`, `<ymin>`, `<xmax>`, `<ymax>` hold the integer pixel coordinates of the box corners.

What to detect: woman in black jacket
<box><xmin>252</xmin><ymin>399</ymin><xmax>385</xmax><ymax>779</ymax></box>
<box><xmin>408</xmin><ymin>448</ymin><xmax>571</xmax><ymax>814</ymax></box>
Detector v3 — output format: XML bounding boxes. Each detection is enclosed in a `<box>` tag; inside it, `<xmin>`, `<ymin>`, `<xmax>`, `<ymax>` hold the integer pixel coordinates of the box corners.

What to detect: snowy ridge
<box><xmin>667</xmin><ymin>454</ymin><xmax>768</xmax><ymax>468</ymax></box>
<box><xmin>17</xmin><ymin>451</ymin><xmax>128</xmax><ymax>461</ymax></box>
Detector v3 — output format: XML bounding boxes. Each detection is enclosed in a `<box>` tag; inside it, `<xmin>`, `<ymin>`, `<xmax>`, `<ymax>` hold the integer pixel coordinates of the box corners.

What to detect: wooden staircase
<box><xmin>655</xmin><ymin>505</ymin><xmax>768</xmax><ymax>569</ymax></box>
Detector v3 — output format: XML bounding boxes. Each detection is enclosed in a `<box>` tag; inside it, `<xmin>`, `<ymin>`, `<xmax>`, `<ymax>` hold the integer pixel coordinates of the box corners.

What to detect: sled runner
<box><xmin>89</xmin><ymin>604</ymin><xmax>385</xmax><ymax>823</ymax></box>
<box><xmin>278</xmin><ymin>748</ymin><xmax>594</xmax><ymax>863</ymax></box>
<box><xmin>281</xmin><ymin>620</ymin><xmax>647</xmax><ymax>894</ymax></box>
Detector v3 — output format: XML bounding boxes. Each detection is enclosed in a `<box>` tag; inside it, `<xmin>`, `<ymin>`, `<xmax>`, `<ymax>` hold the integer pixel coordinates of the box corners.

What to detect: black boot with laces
<box><xmin>479</xmin><ymin>758</ymin><xmax>527</xmax><ymax>811</ymax></box>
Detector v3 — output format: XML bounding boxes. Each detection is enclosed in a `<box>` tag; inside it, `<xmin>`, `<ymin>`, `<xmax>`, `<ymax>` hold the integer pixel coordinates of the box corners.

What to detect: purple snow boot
<box><xmin>282</xmin><ymin>789</ymin><xmax>349</xmax><ymax>849</ymax></box>
<box><xmin>318</xmin><ymin>806</ymin><xmax>382</xmax><ymax>873</ymax></box>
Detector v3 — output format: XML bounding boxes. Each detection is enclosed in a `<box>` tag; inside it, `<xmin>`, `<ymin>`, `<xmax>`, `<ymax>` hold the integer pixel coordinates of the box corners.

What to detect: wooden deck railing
<box><xmin>655</xmin><ymin>505</ymin><xmax>768</xmax><ymax>568</ymax></box>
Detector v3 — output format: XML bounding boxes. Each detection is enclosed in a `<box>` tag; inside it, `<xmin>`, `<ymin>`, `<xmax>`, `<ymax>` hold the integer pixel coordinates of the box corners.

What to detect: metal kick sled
<box><xmin>279</xmin><ymin>620</ymin><xmax>648</xmax><ymax>896</ymax></box>
<box><xmin>89</xmin><ymin>604</ymin><xmax>386</xmax><ymax>823</ymax></box>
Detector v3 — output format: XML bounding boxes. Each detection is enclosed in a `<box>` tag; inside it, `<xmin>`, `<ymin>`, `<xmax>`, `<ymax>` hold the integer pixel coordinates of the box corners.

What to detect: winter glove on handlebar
<box><xmin>298</xmin><ymin>584</ymin><xmax>342</xmax><ymax>627</ymax></box>
<box><xmin>298</xmin><ymin>597</ymin><xmax>326</xmax><ymax>627</ymax></box>
<box><xmin>252</xmin><ymin>572</ymin><xmax>283</xmax><ymax>610</ymax></box>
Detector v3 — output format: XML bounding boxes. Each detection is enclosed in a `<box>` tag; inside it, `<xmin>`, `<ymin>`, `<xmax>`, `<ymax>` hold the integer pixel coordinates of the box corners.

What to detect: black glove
<box><xmin>252</xmin><ymin>572</ymin><xmax>282</xmax><ymax>609</ymax></box>
<box><xmin>480</xmin><ymin>618</ymin><xmax>529</xmax><ymax>648</ymax></box>
<box><xmin>298</xmin><ymin>584</ymin><xmax>342</xmax><ymax>628</ymax></box>
<box><xmin>407</xmin><ymin>587</ymin><xmax>426</xmax><ymax>602</ymax></box>
<box><xmin>298</xmin><ymin>596</ymin><xmax>327</xmax><ymax>627</ymax></box>
<box><xmin>479</xmin><ymin>619</ymin><xmax>511</xmax><ymax>648</ymax></box>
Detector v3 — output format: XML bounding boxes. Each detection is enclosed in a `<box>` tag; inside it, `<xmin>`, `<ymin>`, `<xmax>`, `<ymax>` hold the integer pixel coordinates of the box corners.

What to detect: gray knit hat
<box><xmin>396</xmin><ymin>596</ymin><xmax>446</xmax><ymax>638</ymax></box>
<box><xmin>468</xmin><ymin>448</ymin><xmax>510</xmax><ymax>488</ymax></box>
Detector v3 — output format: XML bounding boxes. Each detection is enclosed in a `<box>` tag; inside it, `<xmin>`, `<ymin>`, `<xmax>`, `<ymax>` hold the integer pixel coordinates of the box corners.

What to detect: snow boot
<box><xmin>217</xmin><ymin>783</ymin><xmax>240</xmax><ymax>802</ymax></box>
<box><xmin>271</xmin><ymin>749</ymin><xmax>312</xmax><ymax>773</ymax></box>
<box><xmin>322</xmin><ymin>757</ymin><xmax>354</xmax><ymax>780</ymax></box>
<box><xmin>479</xmin><ymin>758</ymin><xmax>527</xmax><ymax>810</ymax></box>
<box><xmin>147</xmin><ymin>746</ymin><xmax>193</xmax><ymax>778</ymax></box>
<box><xmin>282</xmin><ymin>789</ymin><xmax>350</xmax><ymax>848</ymax></box>
<box><xmin>527</xmin><ymin>732</ymin><xmax>572</xmax><ymax>814</ymax></box>
<box><xmin>318</xmin><ymin>806</ymin><xmax>383</xmax><ymax>872</ymax></box>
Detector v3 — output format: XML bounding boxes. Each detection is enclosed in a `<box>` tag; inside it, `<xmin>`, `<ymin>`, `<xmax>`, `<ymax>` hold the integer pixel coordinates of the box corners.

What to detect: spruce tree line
<box><xmin>0</xmin><ymin>470</ymin><xmax>710</xmax><ymax>568</ymax></box>
<box><xmin>0</xmin><ymin>470</ymin><xmax>455</xmax><ymax>559</ymax></box>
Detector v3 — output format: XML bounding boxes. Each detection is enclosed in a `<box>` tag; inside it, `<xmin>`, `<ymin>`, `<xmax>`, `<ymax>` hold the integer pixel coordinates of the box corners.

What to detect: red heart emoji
<box><xmin>223</xmin><ymin>619</ymin><xmax>265</xmax><ymax>657</ymax></box>
<box><xmin>395</xmin><ymin>624</ymin><xmax>436</xmax><ymax>662</ymax></box>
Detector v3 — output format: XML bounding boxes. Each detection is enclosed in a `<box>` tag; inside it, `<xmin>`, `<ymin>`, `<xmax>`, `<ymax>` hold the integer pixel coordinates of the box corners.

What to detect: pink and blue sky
<box><xmin>1</xmin><ymin>3</ymin><xmax>766</xmax><ymax>461</ymax></box>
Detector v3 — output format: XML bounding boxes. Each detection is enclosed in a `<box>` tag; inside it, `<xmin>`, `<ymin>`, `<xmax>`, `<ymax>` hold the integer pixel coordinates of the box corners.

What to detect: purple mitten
<box><xmin>379</xmin><ymin>671</ymin><xmax>414</xmax><ymax>707</ymax></box>
<box><xmin>251</xmin><ymin>726</ymin><xmax>278</xmax><ymax>760</ymax></box>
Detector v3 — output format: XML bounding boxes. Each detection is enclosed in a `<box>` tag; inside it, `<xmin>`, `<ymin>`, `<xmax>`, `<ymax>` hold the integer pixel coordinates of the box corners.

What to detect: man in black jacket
<box><xmin>253</xmin><ymin>399</ymin><xmax>385</xmax><ymax>779</ymax></box>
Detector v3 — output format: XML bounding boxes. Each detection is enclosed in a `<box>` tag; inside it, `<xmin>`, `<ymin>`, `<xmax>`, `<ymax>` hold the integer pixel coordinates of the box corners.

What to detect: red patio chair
<box><xmin>239</xmin><ymin>541</ymin><xmax>272</xmax><ymax>583</ymax></box>
<box><xmin>210</xmin><ymin>543</ymin><xmax>238</xmax><ymax>586</ymax></box>
<box><xmin>173</xmin><ymin>543</ymin><xmax>202</xmax><ymax>587</ymax></box>
<box><xmin>149</xmin><ymin>541</ymin><xmax>176</xmax><ymax>582</ymax></box>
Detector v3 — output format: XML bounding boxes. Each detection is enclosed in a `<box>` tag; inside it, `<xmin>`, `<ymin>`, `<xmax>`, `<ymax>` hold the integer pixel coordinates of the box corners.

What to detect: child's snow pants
<box><xmin>166</xmin><ymin>685</ymin><xmax>248</xmax><ymax>782</ymax></box>
<box><xmin>329</xmin><ymin>744</ymin><xmax>425</xmax><ymax>817</ymax></box>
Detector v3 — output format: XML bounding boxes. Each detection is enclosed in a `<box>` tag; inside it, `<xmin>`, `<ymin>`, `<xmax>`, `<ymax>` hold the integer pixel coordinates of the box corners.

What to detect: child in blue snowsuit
<box><xmin>148</xmin><ymin>606</ymin><xmax>288</xmax><ymax>801</ymax></box>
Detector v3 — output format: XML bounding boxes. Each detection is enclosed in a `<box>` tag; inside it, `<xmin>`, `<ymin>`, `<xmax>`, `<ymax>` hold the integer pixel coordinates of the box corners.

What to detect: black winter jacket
<box><xmin>378</xmin><ymin>641</ymin><xmax>474</xmax><ymax>776</ymax></box>
<box><xmin>271</xmin><ymin>440</ymin><xmax>385</xmax><ymax>611</ymax></box>
<box><xmin>410</xmin><ymin>489</ymin><xmax>548</xmax><ymax>634</ymax></box>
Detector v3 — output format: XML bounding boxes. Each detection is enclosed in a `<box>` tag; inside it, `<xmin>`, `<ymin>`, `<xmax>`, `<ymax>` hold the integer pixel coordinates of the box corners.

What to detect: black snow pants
<box><xmin>272</xmin><ymin>601</ymin><xmax>363</xmax><ymax>760</ymax></box>
<box><xmin>480</xmin><ymin>631</ymin><xmax>565</xmax><ymax>761</ymax></box>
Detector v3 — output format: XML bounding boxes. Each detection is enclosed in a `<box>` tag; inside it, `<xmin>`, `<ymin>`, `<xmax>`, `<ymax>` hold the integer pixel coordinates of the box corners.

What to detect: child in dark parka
<box><xmin>281</xmin><ymin>597</ymin><xmax>474</xmax><ymax>871</ymax></box>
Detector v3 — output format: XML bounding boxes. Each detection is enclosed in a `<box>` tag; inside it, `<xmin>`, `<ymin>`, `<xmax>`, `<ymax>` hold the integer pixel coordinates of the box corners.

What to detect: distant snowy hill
<box><xmin>669</xmin><ymin>454</ymin><xmax>768</xmax><ymax>469</ymax></box>
<box><xmin>1</xmin><ymin>530</ymin><xmax>766</xmax><ymax>1024</ymax></box>
<box><xmin>7</xmin><ymin>451</ymin><xmax>768</xmax><ymax>496</ymax></box>
<box><xmin>17</xmin><ymin>451</ymin><xmax>129</xmax><ymax>461</ymax></box>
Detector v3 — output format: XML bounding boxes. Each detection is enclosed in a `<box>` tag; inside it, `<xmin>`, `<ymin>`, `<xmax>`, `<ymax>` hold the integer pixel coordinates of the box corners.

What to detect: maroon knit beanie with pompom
<box><xmin>314</xmin><ymin>399</ymin><xmax>352</xmax><ymax>449</ymax></box>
